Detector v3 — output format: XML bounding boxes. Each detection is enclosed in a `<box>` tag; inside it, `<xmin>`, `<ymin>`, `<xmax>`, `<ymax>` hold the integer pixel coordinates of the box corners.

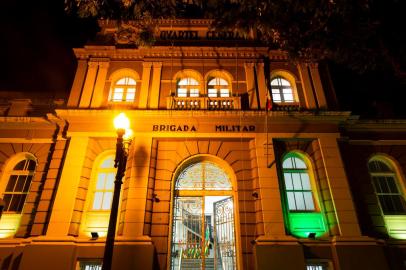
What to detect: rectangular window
<box><xmin>177</xmin><ymin>88</ymin><xmax>187</xmax><ymax>97</ymax></box>
<box><xmin>208</xmin><ymin>88</ymin><xmax>217</xmax><ymax>97</ymax></box>
<box><xmin>284</xmin><ymin>172</ymin><xmax>315</xmax><ymax>211</ymax></box>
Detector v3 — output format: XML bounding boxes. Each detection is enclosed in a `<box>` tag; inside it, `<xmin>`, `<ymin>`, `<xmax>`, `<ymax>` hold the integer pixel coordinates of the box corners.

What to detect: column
<box><xmin>139</xmin><ymin>62</ymin><xmax>152</xmax><ymax>108</ymax></box>
<box><xmin>309</xmin><ymin>63</ymin><xmax>328</xmax><ymax>109</ymax></box>
<box><xmin>90</xmin><ymin>60</ymin><xmax>110</xmax><ymax>108</ymax></box>
<box><xmin>149</xmin><ymin>62</ymin><xmax>162</xmax><ymax>108</ymax></box>
<box><xmin>244</xmin><ymin>62</ymin><xmax>257</xmax><ymax>109</ymax></box>
<box><xmin>121</xmin><ymin>136</ymin><xmax>153</xmax><ymax>237</ymax></box>
<box><xmin>46</xmin><ymin>136</ymin><xmax>89</xmax><ymax>236</ymax></box>
<box><xmin>318</xmin><ymin>135</ymin><xmax>361</xmax><ymax>237</ymax></box>
<box><xmin>297</xmin><ymin>63</ymin><xmax>317</xmax><ymax>109</ymax></box>
<box><xmin>67</xmin><ymin>59</ymin><xmax>88</xmax><ymax>107</ymax></box>
<box><xmin>79</xmin><ymin>61</ymin><xmax>98</xmax><ymax>108</ymax></box>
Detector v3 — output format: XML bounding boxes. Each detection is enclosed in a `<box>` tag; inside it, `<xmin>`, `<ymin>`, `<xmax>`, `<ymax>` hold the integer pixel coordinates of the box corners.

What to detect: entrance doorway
<box><xmin>170</xmin><ymin>161</ymin><xmax>237</xmax><ymax>270</ymax></box>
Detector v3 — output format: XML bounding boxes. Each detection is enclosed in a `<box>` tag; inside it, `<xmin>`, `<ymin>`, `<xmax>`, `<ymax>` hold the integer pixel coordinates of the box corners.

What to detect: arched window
<box><xmin>109</xmin><ymin>77</ymin><xmax>137</xmax><ymax>102</ymax></box>
<box><xmin>282</xmin><ymin>153</ymin><xmax>316</xmax><ymax>211</ymax></box>
<box><xmin>177</xmin><ymin>77</ymin><xmax>200</xmax><ymax>97</ymax></box>
<box><xmin>271</xmin><ymin>77</ymin><xmax>295</xmax><ymax>103</ymax></box>
<box><xmin>91</xmin><ymin>155</ymin><xmax>115</xmax><ymax>210</ymax></box>
<box><xmin>81</xmin><ymin>154</ymin><xmax>116</xmax><ymax>237</ymax></box>
<box><xmin>207</xmin><ymin>77</ymin><xmax>230</xmax><ymax>98</ymax></box>
<box><xmin>2</xmin><ymin>158</ymin><xmax>36</xmax><ymax>213</ymax></box>
<box><xmin>368</xmin><ymin>158</ymin><xmax>406</xmax><ymax>215</ymax></box>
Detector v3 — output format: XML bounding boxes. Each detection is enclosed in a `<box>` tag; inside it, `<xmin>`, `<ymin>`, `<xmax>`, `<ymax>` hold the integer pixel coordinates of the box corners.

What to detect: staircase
<box><xmin>180</xmin><ymin>258</ymin><xmax>216</xmax><ymax>270</ymax></box>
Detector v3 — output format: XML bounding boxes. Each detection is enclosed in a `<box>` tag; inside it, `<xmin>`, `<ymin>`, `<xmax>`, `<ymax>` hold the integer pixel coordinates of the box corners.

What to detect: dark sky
<box><xmin>1</xmin><ymin>1</ymin><xmax>405</xmax><ymax>118</ymax></box>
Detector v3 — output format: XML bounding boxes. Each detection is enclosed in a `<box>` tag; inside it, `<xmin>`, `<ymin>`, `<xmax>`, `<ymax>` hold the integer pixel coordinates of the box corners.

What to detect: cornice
<box><xmin>73</xmin><ymin>47</ymin><xmax>287</xmax><ymax>60</ymax></box>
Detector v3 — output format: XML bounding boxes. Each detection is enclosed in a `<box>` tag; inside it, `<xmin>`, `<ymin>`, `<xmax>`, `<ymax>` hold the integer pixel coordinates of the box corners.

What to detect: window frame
<box><xmin>176</xmin><ymin>77</ymin><xmax>201</xmax><ymax>97</ymax></box>
<box><xmin>90</xmin><ymin>155</ymin><xmax>116</xmax><ymax>211</ymax></box>
<box><xmin>109</xmin><ymin>76</ymin><xmax>137</xmax><ymax>103</ymax></box>
<box><xmin>270</xmin><ymin>76</ymin><xmax>296</xmax><ymax>103</ymax></box>
<box><xmin>0</xmin><ymin>154</ymin><xmax>36</xmax><ymax>214</ymax></box>
<box><xmin>207</xmin><ymin>77</ymin><xmax>230</xmax><ymax>98</ymax></box>
<box><xmin>281</xmin><ymin>152</ymin><xmax>319</xmax><ymax>213</ymax></box>
<box><xmin>368</xmin><ymin>157</ymin><xmax>406</xmax><ymax>215</ymax></box>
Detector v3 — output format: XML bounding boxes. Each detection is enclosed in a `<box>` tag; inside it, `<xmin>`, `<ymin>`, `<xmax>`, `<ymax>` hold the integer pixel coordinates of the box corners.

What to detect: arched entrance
<box><xmin>170</xmin><ymin>160</ymin><xmax>237</xmax><ymax>270</ymax></box>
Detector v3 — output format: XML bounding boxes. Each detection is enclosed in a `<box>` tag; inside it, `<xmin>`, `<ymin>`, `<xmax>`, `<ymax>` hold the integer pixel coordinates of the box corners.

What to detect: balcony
<box><xmin>167</xmin><ymin>96</ymin><xmax>241</xmax><ymax>110</ymax></box>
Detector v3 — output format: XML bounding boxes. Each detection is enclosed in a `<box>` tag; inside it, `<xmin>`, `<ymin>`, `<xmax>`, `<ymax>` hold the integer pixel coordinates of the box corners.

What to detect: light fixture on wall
<box><xmin>91</xmin><ymin>232</ymin><xmax>99</xmax><ymax>240</ymax></box>
<box><xmin>308</xmin><ymin>232</ymin><xmax>316</xmax><ymax>239</ymax></box>
<box><xmin>102</xmin><ymin>113</ymin><xmax>133</xmax><ymax>270</ymax></box>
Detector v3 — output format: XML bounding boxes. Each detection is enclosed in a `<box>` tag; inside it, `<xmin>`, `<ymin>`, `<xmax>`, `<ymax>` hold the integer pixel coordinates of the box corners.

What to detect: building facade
<box><xmin>0</xmin><ymin>19</ymin><xmax>405</xmax><ymax>270</ymax></box>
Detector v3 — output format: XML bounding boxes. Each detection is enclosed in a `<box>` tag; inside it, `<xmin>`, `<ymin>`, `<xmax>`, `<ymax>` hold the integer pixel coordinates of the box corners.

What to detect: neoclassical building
<box><xmin>0</xmin><ymin>19</ymin><xmax>405</xmax><ymax>270</ymax></box>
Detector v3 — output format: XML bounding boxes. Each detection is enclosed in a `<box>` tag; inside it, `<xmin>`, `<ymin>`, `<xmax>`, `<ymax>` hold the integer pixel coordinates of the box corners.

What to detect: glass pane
<box><xmin>100</xmin><ymin>156</ymin><xmax>115</xmax><ymax>168</ymax></box>
<box><xmin>28</xmin><ymin>160</ymin><xmax>36</xmax><ymax>170</ymax></box>
<box><xmin>178</xmin><ymin>78</ymin><xmax>199</xmax><ymax>86</ymax></box>
<box><xmin>272</xmin><ymin>93</ymin><xmax>281</xmax><ymax>102</ymax></box>
<box><xmin>126</xmin><ymin>92</ymin><xmax>135</xmax><ymax>101</ymax></box>
<box><xmin>177</xmin><ymin>88</ymin><xmax>187</xmax><ymax>97</ymax></box>
<box><xmin>282</xmin><ymin>157</ymin><xmax>293</xmax><ymax>169</ymax></box>
<box><xmin>271</xmin><ymin>78</ymin><xmax>280</xmax><ymax>86</ymax></box>
<box><xmin>16</xmin><ymin>194</ymin><xmax>27</xmax><ymax>212</ymax></box>
<box><xmin>303</xmin><ymin>192</ymin><xmax>315</xmax><ymax>210</ymax></box>
<box><xmin>208</xmin><ymin>88</ymin><xmax>217</xmax><ymax>97</ymax></box>
<box><xmin>284</xmin><ymin>173</ymin><xmax>293</xmax><ymax>190</ymax></box>
<box><xmin>293</xmin><ymin>157</ymin><xmax>307</xmax><ymax>169</ymax></box>
<box><xmin>220</xmin><ymin>89</ymin><xmax>230</xmax><ymax>97</ymax></box>
<box><xmin>287</xmin><ymin>192</ymin><xmax>296</xmax><ymax>210</ymax></box>
<box><xmin>300</xmin><ymin>173</ymin><xmax>311</xmax><ymax>190</ymax></box>
<box><xmin>284</xmin><ymin>94</ymin><xmax>294</xmax><ymax>102</ymax></box>
<box><xmin>96</xmin><ymin>174</ymin><xmax>106</xmax><ymax>190</ymax></box>
<box><xmin>105</xmin><ymin>173</ymin><xmax>115</xmax><ymax>190</ymax></box>
<box><xmin>189</xmin><ymin>89</ymin><xmax>199</xmax><ymax>97</ymax></box>
<box><xmin>294</xmin><ymin>192</ymin><xmax>305</xmax><ymax>210</ymax></box>
<box><xmin>92</xmin><ymin>192</ymin><xmax>103</xmax><ymax>210</ymax></box>
<box><xmin>3</xmin><ymin>194</ymin><xmax>11</xmax><ymax>211</ymax></box>
<box><xmin>280</xmin><ymin>78</ymin><xmax>291</xmax><ymax>86</ymax></box>
<box><xmin>116</xmin><ymin>78</ymin><xmax>127</xmax><ymax>85</ymax></box>
<box><xmin>127</xmin><ymin>78</ymin><xmax>136</xmax><ymax>85</ymax></box>
<box><xmin>386</xmin><ymin>176</ymin><xmax>399</xmax><ymax>193</ymax></box>
<box><xmin>102</xmin><ymin>192</ymin><xmax>113</xmax><ymax>210</ymax></box>
<box><xmin>14</xmin><ymin>160</ymin><xmax>26</xmax><ymax>170</ymax></box>
<box><xmin>15</xmin><ymin>175</ymin><xmax>27</xmax><ymax>192</ymax></box>
<box><xmin>23</xmin><ymin>175</ymin><xmax>33</xmax><ymax>192</ymax></box>
<box><xmin>292</xmin><ymin>173</ymin><xmax>302</xmax><ymax>190</ymax></box>
<box><xmin>8</xmin><ymin>195</ymin><xmax>22</xmax><ymax>212</ymax></box>
<box><xmin>369</xmin><ymin>160</ymin><xmax>392</xmax><ymax>173</ymax></box>
<box><xmin>5</xmin><ymin>175</ymin><xmax>18</xmax><ymax>191</ymax></box>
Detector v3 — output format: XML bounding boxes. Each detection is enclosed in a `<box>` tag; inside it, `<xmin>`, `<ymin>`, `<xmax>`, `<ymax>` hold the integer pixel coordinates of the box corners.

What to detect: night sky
<box><xmin>1</xmin><ymin>1</ymin><xmax>405</xmax><ymax>118</ymax></box>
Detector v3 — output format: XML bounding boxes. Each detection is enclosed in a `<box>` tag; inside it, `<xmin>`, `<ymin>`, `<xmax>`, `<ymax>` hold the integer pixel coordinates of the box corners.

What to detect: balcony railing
<box><xmin>167</xmin><ymin>96</ymin><xmax>241</xmax><ymax>110</ymax></box>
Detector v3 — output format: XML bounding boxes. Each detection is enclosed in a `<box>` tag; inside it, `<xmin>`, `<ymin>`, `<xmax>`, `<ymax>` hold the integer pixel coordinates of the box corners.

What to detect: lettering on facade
<box><xmin>215</xmin><ymin>125</ymin><xmax>256</xmax><ymax>132</ymax></box>
<box><xmin>159</xmin><ymin>30</ymin><xmax>246</xmax><ymax>41</ymax></box>
<box><xmin>159</xmin><ymin>31</ymin><xmax>199</xmax><ymax>40</ymax></box>
<box><xmin>152</xmin><ymin>125</ymin><xmax>197</xmax><ymax>132</ymax></box>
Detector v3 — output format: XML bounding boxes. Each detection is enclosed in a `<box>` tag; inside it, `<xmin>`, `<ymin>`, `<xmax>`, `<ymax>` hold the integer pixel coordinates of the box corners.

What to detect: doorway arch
<box><xmin>170</xmin><ymin>156</ymin><xmax>238</xmax><ymax>270</ymax></box>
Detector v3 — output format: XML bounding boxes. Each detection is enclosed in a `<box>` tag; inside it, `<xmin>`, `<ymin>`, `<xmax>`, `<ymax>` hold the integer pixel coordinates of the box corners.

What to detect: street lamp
<box><xmin>102</xmin><ymin>113</ymin><xmax>132</xmax><ymax>270</ymax></box>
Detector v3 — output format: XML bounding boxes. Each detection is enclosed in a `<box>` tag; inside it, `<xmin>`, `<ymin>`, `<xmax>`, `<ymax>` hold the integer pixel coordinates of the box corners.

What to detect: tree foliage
<box><xmin>65</xmin><ymin>0</ymin><xmax>405</xmax><ymax>75</ymax></box>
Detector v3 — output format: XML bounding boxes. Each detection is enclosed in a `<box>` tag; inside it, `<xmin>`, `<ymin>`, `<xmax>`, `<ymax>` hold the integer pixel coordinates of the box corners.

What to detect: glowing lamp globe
<box><xmin>114</xmin><ymin>113</ymin><xmax>130</xmax><ymax>130</ymax></box>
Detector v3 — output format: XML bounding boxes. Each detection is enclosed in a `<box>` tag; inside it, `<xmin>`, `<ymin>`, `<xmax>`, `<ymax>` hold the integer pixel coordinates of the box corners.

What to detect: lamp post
<box><xmin>102</xmin><ymin>113</ymin><xmax>132</xmax><ymax>270</ymax></box>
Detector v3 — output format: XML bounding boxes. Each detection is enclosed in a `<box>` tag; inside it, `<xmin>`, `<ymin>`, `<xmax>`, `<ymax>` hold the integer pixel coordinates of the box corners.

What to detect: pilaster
<box><xmin>318</xmin><ymin>136</ymin><xmax>361</xmax><ymax>237</ymax></box>
<box><xmin>67</xmin><ymin>60</ymin><xmax>88</xmax><ymax>108</ymax></box>
<box><xmin>90</xmin><ymin>60</ymin><xmax>110</xmax><ymax>108</ymax></box>
<box><xmin>309</xmin><ymin>63</ymin><xmax>327</xmax><ymax>109</ymax></box>
<box><xmin>297</xmin><ymin>63</ymin><xmax>317</xmax><ymax>109</ymax></box>
<box><xmin>149</xmin><ymin>62</ymin><xmax>163</xmax><ymax>108</ymax></box>
<box><xmin>244</xmin><ymin>62</ymin><xmax>257</xmax><ymax>109</ymax></box>
<box><xmin>139</xmin><ymin>62</ymin><xmax>152</xmax><ymax>108</ymax></box>
<box><xmin>121</xmin><ymin>136</ymin><xmax>153</xmax><ymax>237</ymax></box>
<box><xmin>256</xmin><ymin>63</ymin><xmax>268</xmax><ymax>110</ymax></box>
<box><xmin>46</xmin><ymin>136</ymin><xmax>89</xmax><ymax>236</ymax></box>
<box><xmin>79</xmin><ymin>61</ymin><xmax>98</xmax><ymax>108</ymax></box>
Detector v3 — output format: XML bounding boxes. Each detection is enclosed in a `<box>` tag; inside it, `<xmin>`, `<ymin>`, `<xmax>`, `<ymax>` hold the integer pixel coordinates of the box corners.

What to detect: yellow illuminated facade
<box><xmin>1</xmin><ymin>19</ymin><xmax>406</xmax><ymax>270</ymax></box>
